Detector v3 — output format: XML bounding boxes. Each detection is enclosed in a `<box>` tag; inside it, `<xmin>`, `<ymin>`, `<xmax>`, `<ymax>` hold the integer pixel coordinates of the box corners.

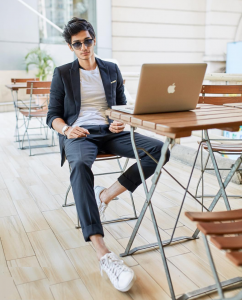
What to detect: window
<box><xmin>39</xmin><ymin>0</ymin><xmax>96</xmax><ymax>45</ymax></box>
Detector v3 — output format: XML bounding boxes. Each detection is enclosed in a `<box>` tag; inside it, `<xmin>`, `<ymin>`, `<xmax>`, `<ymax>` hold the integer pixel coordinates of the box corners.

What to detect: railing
<box><xmin>123</xmin><ymin>72</ymin><xmax>242</xmax><ymax>82</ymax></box>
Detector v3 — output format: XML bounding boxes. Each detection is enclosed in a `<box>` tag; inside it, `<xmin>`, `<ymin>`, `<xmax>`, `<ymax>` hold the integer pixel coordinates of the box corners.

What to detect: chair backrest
<box><xmin>11</xmin><ymin>78</ymin><xmax>39</xmax><ymax>84</ymax></box>
<box><xmin>26</xmin><ymin>81</ymin><xmax>51</xmax><ymax>95</ymax></box>
<box><xmin>198</xmin><ymin>85</ymin><xmax>242</xmax><ymax>105</ymax></box>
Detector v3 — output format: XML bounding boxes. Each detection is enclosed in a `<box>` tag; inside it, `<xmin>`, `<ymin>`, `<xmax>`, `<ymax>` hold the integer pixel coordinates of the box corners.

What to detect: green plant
<box><xmin>25</xmin><ymin>47</ymin><xmax>55</xmax><ymax>81</ymax></box>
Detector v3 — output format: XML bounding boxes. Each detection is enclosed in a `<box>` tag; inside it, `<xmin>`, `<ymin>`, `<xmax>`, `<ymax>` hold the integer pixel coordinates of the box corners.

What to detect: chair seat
<box><xmin>185</xmin><ymin>209</ymin><xmax>242</xmax><ymax>222</ymax></box>
<box><xmin>20</xmin><ymin>109</ymin><xmax>47</xmax><ymax>118</ymax></box>
<box><xmin>226</xmin><ymin>252</ymin><xmax>242</xmax><ymax>266</ymax></box>
<box><xmin>96</xmin><ymin>153</ymin><xmax>121</xmax><ymax>160</ymax></box>
<box><xmin>197</xmin><ymin>220</ymin><xmax>242</xmax><ymax>235</ymax></box>
<box><xmin>17</xmin><ymin>104</ymin><xmax>43</xmax><ymax>109</ymax></box>
<box><xmin>210</xmin><ymin>236</ymin><xmax>242</xmax><ymax>250</ymax></box>
<box><xmin>201</xmin><ymin>142</ymin><xmax>242</xmax><ymax>152</ymax></box>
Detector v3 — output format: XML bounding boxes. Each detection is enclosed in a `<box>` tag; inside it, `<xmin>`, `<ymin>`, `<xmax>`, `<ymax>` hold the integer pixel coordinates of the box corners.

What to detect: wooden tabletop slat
<box><xmin>142</xmin><ymin>111</ymin><xmax>242</xmax><ymax>127</ymax></box>
<box><xmin>5</xmin><ymin>83</ymin><xmax>27</xmax><ymax>90</ymax></box>
<box><xmin>224</xmin><ymin>103</ymin><xmax>242</xmax><ymax>108</ymax></box>
<box><xmin>106</xmin><ymin>104</ymin><xmax>242</xmax><ymax>138</ymax></box>
<box><xmin>210</xmin><ymin>236</ymin><xmax>242</xmax><ymax>250</ymax></box>
<box><xmin>185</xmin><ymin>209</ymin><xmax>242</xmax><ymax>222</ymax></box>
<box><xmin>196</xmin><ymin>221</ymin><xmax>242</xmax><ymax>235</ymax></box>
<box><xmin>155</xmin><ymin>116</ymin><xmax>242</xmax><ymax>132</ymax></box>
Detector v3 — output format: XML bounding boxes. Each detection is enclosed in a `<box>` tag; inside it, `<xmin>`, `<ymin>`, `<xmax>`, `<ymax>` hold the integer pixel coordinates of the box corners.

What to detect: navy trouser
<box><xmin>64</xmin><ymin>125</ymin><xmax>170</xmax><ymax>241</ymax></box>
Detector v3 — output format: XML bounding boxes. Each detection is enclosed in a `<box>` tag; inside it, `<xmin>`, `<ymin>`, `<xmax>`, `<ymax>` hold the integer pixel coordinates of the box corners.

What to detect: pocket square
<box><xmin>111</xmin><ymin>80</ymin><xmax>117</xmax><ymax>84</ymax></box>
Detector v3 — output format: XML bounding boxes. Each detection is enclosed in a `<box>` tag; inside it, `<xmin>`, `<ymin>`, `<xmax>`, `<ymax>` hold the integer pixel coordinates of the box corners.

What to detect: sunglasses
<box><xmin>71</xmin><ymin>39</ymin><xmax>94</xmax><ymax>50</ymax></box>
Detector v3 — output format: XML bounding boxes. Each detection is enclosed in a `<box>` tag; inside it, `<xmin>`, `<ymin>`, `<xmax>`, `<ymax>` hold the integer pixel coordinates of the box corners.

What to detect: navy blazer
<box><xmin>46</xmin><ymin>57</ymin><xmax>127</xmax><ymax>166</ymax></box>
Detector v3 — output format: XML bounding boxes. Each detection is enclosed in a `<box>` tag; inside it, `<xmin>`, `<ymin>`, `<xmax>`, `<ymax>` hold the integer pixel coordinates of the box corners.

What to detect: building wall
<box><xmin>0</xmin><ymin>0</ymin><xmax>74</xmax><ymax>111</ymax></box>
<box><xmin>112</xmin><ymin>0</ymin><xmax>242</xmax><ymax>99</ymax></box>
<box><xmin>0</xmin><ymin>0</ymin><xmax>39</xmax><ymax>111</ymax></box>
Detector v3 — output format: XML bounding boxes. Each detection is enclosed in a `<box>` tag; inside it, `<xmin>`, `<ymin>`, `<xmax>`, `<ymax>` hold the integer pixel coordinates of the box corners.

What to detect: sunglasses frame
<box><xmin>71</xmin><ymin>39</ymin><xmax>94</xmax><ymax>50</ymax></box>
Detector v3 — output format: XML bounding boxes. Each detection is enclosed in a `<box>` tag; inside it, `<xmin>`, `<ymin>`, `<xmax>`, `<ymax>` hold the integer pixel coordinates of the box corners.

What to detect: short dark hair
<box><xmin>62</xmin><ymin>17</ymin><xmax>96</xmax><ymax>45</ymax></box>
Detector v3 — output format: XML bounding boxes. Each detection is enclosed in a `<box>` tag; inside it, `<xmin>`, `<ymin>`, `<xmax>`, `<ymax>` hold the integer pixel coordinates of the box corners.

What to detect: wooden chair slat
<box><xmin>210</xmin><ymin>236</ymin><xmax>242</xmax><ymax>250</ymax></box>
<box><xmin>196</xmin><ymin>221</ymin><xmax>242</xmax><ymax>235</ymax></box>
<box><xmin>198</xmin><ymin>97</ymin><xmax>242</xmax><ymax>105</ymax></box>
<box><xmin>226</xmin><ymin>252</ymin><xmax>242</xmax><ymax>266</ymax></box>
<box><xmin>11</xmin><ymin>78</ymin><xmax>39</xmax><ymax>83</ymax></box>
<box><xmin>20</xmin><ymin>109</ymin><xmax>47</xmax><ymax>117</ymax></box>
<box><xmin>27</xmin><ymin>81</ymin><xmax>51</xmax><ymax>88</ymax></box>
<box><xmin>26</xmin><ymin>88</ymin><xmax>50</xmax><ymax>95</ymax></box>
<box><xmin>201</xmin><ymin>142</ymin><xmax>242</xmax><ymax>152</ymax></box>
<box><xmin>201</xmin><ymin>85</ymin><xmax>242</xmax><ymax>94</ymax></box>
<box><xmin>96</xmin><ymin>153</ymin><xmax>119</xmax><ymax>159</ymax></box>
<box><xmin>185</xmin><ymin>209</ymin><xmax>242</xmax><ymax>222</ymax></box>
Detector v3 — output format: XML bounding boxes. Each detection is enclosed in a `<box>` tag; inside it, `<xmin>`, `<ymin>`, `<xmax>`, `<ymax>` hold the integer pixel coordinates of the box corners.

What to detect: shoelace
<box><xmin>99</xmin><ymin>202</ymin><xmax>107</xmax><ymax>220</ymax></box>
<box><xmin>100</xmin><ymin>253</ymin><xmax>129</xmax><ymax>283</ymax></box>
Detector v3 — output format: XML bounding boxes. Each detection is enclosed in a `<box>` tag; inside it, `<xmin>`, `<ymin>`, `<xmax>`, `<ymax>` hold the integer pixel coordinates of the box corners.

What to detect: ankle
<box><xmin>97</xmin><ymin>248</ymin><xmax>110</xmax><ymax>260</ymax></box>
<box><xmin>99</xmin><ymin>189</ymin><xmax>108</xmax><ymax>204</ymax></box>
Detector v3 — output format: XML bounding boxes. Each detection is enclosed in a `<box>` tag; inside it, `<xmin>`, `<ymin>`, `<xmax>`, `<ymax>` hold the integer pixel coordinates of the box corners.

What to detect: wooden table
<box><xmin>106</xmin><ymin>104</ymin><xmax>242</xmax><ymax>300</ymax></box>
<box><xmin>5</xmin><ymin>83</ymin><xmax>27</xmax><ymax>91</ymax></box>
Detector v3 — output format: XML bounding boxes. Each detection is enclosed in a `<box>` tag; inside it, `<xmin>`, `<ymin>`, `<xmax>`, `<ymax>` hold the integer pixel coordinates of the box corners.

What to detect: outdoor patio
<box><xmin>1</xmin><ymin>111</ymin><xmax>242</xmax><ymax>300</ymax></box>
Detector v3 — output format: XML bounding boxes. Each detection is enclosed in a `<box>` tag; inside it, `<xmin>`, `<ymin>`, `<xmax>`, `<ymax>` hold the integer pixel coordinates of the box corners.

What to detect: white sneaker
<box><xmin>94</xmin><ymin>186</ymin><xmax>108</xmax><ymax>221</ymax></box>
<box><xmin>100</xmin><ymin>252</ymin><xmax>135</xmax><ymax>292</ymax></box>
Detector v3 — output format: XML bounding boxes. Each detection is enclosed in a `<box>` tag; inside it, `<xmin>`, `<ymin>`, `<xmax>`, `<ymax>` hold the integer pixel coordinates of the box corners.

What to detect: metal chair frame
<box><xmin>195</xmin><ymin>130</ymin><xmax>242</xmax><ymax>201</ymax></box>
<box><xmin>10</xmin><ymin>78</ymin><xmax>43</xmax><ymax>143</ymax></box>
<box><xmin>62</xmin><ymin>155</ymin><xmax>138</xmax><ymax>228</ymax></box>
<box><xmin>20</xmin><ymin>82</ymin><xmax>56</xmax><ymax>156</ymax></box>
<box><xmin>195</xmin><ymin>84</ymin><xmax>242</xmax><ymax>201</ymax></box>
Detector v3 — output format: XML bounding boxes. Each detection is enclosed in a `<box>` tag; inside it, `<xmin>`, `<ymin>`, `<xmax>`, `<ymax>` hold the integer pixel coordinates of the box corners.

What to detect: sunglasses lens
<box><xmin>73</xmin><ymin>42</ymin><xmax>82</xmax><ymax>50</ymax></box>
<box><xmin>84</xmin><ymin>39</ymin><xmax>93</xmax><ymax>47</ymax></box>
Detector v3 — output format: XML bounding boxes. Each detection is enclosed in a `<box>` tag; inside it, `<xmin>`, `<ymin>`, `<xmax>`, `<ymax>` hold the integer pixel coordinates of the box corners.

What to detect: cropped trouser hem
<box><xmin>82</xmin><ymin>223</ymin><xmax>104</xmax><ymax>242</ymax></box>
<box><xmin>118</xmin><ymin>174</ymin><xmax>139</xmax><ymax>193</ymax></box>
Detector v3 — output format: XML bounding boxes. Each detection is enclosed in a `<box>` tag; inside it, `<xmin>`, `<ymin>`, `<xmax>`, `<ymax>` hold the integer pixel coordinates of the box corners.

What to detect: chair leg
<box><xmin>117</xmin><ymin>157</ymin><xmax>138</xmax><ymax>219</ymax></box>
<box><xmin>202</xmin><ymin>234</ymin><xmax>224</xmax><ymax>299</ymax></box>
<box><xmin>70</xmin><ymin>157</ymin><xmax>139</xmax><ymax>230</ymax></box>
<box><xmin>62</xmin><ymin>164</ymin><xmax>75</xmax><ymax>207</ymax></box>
<box><xmin>62</xmin><ymin>183</ymin><xmax>75</xmax><ymax>207</ymax></box>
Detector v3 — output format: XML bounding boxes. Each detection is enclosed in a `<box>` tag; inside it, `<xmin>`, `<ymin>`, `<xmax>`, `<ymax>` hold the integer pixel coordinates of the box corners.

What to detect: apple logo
<box><xmin>167</xmin><ymin>83</ymin><xmax>176</xmax><ymax>94</ymax></box>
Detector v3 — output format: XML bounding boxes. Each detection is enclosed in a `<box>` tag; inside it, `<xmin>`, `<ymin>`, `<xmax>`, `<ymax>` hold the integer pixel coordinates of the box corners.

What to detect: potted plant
<box><xmin>25</xmin><ymin>47</ymin><xmax>55</xmax><ymax>107</ymax></box>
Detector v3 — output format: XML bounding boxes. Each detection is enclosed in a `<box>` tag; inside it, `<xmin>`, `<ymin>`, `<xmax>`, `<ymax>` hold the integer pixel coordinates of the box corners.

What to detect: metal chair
<box><xmin>10</xmin><ymin>78</ymin><xmax>41</xmax><ymax>142</ymax></box>
<box><xmin>62</xmin><ymin>153</ymin><xmax>138</xmax><ymax>228</ymax></box>
<box><xmin>195</xmin><ymin>84</ymin><xmax>242</xmax><ymax>200</ymax></box>
<box><xmin>19</xmin><ymin>81</ymin><xmax>56</xmax><ymax>155</ymax></box>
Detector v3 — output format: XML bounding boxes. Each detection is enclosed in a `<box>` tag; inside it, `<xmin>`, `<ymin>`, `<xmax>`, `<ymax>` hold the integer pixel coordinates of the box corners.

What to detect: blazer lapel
<box><xmin>96</xmin><ymin>58</ymin><xmax>112</xmax><ymax>107</ymax></box>
<box><xmin>70</xmin><ymin>59</ymin><xmax>81</xmax><ymax>111</ymax></box>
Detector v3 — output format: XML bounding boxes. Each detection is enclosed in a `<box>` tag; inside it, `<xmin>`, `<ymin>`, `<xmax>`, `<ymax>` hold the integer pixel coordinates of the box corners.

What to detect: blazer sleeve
<box><xmin>115</xmin><ymin>64</ymin><xmax>127</xmax><ymax>106</ymax></box>
<box><xmin>46</xmin><ymin>67</ymin><xmax>65</xmax><ymax>129</ymax></box>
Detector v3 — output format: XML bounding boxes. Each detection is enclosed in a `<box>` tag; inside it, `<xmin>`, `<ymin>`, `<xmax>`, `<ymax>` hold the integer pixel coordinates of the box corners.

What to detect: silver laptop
<box><xmin>112</xmin><ymin>63</ymin><xmax>207</xmax><ymax>114</ymax></box>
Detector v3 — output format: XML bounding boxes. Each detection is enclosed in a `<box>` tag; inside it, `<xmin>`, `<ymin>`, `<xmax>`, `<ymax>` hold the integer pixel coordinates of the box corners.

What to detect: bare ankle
<box><xmin>97</xmin><ymin>248</ymin><xmax>110</xmax><ymax>260</ymax></box>
<box><xmin>99</xmin><ymin>189</ymin><xmax>107</xmax><ymax>203</ymax></box>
